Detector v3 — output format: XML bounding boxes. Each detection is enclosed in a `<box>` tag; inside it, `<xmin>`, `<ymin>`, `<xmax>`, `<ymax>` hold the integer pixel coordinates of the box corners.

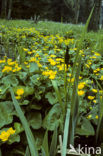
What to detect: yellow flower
<box><xmin>12</xmin><ymin>69</ymin><xmax>17</xmax><ymax>72</ymax></box>
<box><xmin>24</xmin><ymin>62</ymin><xmax>28</xmax><ymax>65</ymax></box>
<box><xmin>7</xmin><ymin>128</ymin><xmax>15</xmax><ymax>135</ymax></box>
<box><xmin>0</xmin><ymin>131</ymin><xmax>10</xmax><ymax>142</ymax></box>
<box><xmin>29</xmin><ymin>57</ymin><xmax>36</xmax><ymax>62</ymax></box>
<box><xmin>48</xmin><ymin>58</ymin><xmax>56</xmax><ymax>66</ymax></box>
<box><xmin>15</xmin><ymin>95</ymin><xmax>21</xmax><ymax>99</ymax></box>
<box><xmin>88</xmin><ymin>96</ymin><xmax>95</xmax><ymax>100</ymax></box>
<box><xmin>16</xmin><ymin>88</ymin><xmax>24</xmax><ymax>96</ymax></box>
<box><xmin>68</xmin><ymin>77</ymin><xmax>75</xmax><ymax>83</ymax></box>
<box><xmin>23</xmin><ymin>48</ymin><xmax>28</xmax><ymax>51</ymax></box>
<box><xmin>99</xmin><ymin>90</ymin><xmax>103</xmax><ymax>94</ymax></box>
<box><xmin>48</xmin><ymin>70</ymin><xmax>57</xmax><ymax>80</ymax></box>
<box><xmin>95</xmin><ymin>52</ymin><xmax>101</xmax><ymax>56</ymax></box>
<box><xmin>79</xmin><ymin>50</ymin><xmax>84</xmax><ymax>54</ymax></box>
<box><xmin>0</xmin><ymin>59</ymin><xmax>6</xmax><ymax>63</ymax></box>
<box><xmin>100</xmin><ymin>76</ymin><xmax>103</xmax><ymax>80</ymax></box>
<box><xmin>78</xmin><ymin>90</ymin><xmax>85</xmax><ymax>96</ymax></box>
<box><xmin>57</xmin><ymin>65</ymin><xmax>63</xmax><ymax>71</ymax></box>
<box><xmin>50</xmin><ymin>54</ymin><xmax>56</xmax><ymax>58</ymax></box>
<box><xmin>78</xmin><ymin>82</ymin><xmax>85</xmax><ymax>90</ymax></box>
<box><xmin>85</xmin><ymin>64</ymin><xmax>90</xmax><ymax>68</ymax></box>
<box><xmin>49</xmin><ymin>74</ymin><xmax>56</xmax><ymax>79</ymax></box>
<box><xmin>93</xmin><ymin>100</ymin><xmax>97</xmax><ymax>103</ymax></box>
<box><xmin>28</xmin><ymin>51</ymin><xmax>32</xmax><ymax>54</ymax></box>
<box><xmin>87</xmin><ymin>115</ymin><xmax>92</xmax><ymax>119</ymax></box>
<box><xmin>92</xmin><ymin>89</ymin><xmax>97</xmax><ymax>93</ymax></box>
<box><xmin>26</xmin><ymin>65</ymin><xmax>30</xmax><ymax>68</ymax></box>
<box><xmin>95</xmin><ymin>115</ymin><xmax>98</xmax><ymax>119</ymax></box>
<box><xmin>79</xmin><ymin>76</ymin><xmax>82</xmax><ymax>80</ymax></box>
<box><xmin>2</xmin><ymin>66</ymin><xmax>12</xmax><ymax>73</ymax></box>
<box><xmin>16</xmin><ymin>67</ymin><xmax>22</xmax><ymax>72</ymax></box>
<box><xmin>0</xmin><ymin>128</ymin><xmax>15</xmax><ymax>142</ymax></box>
<box><xmin>50</xmin><ymin>61</ymin><xmax>56</xmax><ymax>66</ymax></box>
<box><xmin>93</xmin><ymin>68</ymin><xmax>100</xmax><ymax>73</ymax></box>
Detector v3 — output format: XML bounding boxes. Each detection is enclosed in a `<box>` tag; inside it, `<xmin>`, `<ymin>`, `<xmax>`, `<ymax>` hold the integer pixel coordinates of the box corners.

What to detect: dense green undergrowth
<box><xmin>0</xmin><ymin>19</ymin><xmax>103</xmax><ymax>155</ymax></box>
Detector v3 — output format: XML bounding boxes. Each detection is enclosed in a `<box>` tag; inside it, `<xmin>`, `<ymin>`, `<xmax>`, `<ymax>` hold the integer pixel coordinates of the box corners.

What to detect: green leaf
<box><xmin>10</xmin><ymin>87</ymin><xmax>39</xmax><ymax>156</ymax></box>
<box><xmin>30</xmin><ymin>74</ymin><xmax>40</xmax><ymax>85</ymax></box>
<box><xmin>43</xmin><ymin>104</ymin><xmax>61</xmax><ymax>131</ymax></box>
<box><xmin>20</xmin><ymin>100</ymin><xmax>29</xmax><ymax>105</ymax></box>
<box><xmin>14</xmin><ymin>122</ymin><xmax>24</xmax><ymax>133</ymax></box>
<box><xmin>45</xmin><ymin>92</ymin><xmax>57</xmax><ymax>105</ymax></box>
<box><xmin>8</xmin><ymin>134</ymin><xmax>20</xmax><ymax>144</ymax></box>
<box><xmin>0</xmin><ymin>71</ymin><xmax>3</xmax><ymax>78</ymax></box>
<box><xmin>0</xmin><ymin>101</ymin><xmax>14</xmax><ymax>128</ymax></box>
<box><xmin>29</xmin><ymin>63</ymin><xmax>39</xmax><ymax>73</ymax></box>
<box><xmin>27</xmin><ymin>112</ymin><xmax>42</xmax><ymax>129</ymax></box>
<box><xmin>76</xmin><ymin>117</ymin><xmax>95</xmax><ymax>136</ymax></box>
<box><xmin>2</xmin><ymin>75</ymin><xmax>18</xmax><ymax>87</ymax></box>
<box><xmin>24</xmin><ymin>86</ymin><xmax>34</xmax><ymax>97</ymax></box>
<box><xmin>30</xmin><ymin>103</ymin><xmax>42</xmax><ymax>110</ymax></box>
<box><xmin>18</xmin><ymin>72</ymin><xmax>27</xmax><ymax>80</ymax></box>
<box><xmin>0</xmin><ymin>85</ymin><xmax>9</xmax><ymax>94</ymax></box>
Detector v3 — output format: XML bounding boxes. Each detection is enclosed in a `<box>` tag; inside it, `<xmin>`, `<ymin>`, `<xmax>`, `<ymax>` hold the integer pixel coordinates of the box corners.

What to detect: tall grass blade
<box><xmin>50</xmin><ymin>126</ymin><xmax>58</xmax><ymax>156</ymax></box>
<box><xmin>96</xmin><ymin>88</ymin><xmax>103</xmax><ymax>143</ymax></box>
<box><xmin>42</xmin><ymin>130</ymin><xmax>49</xmax><ymax>156</ymax></box>
<box><xmin>62</xmin><ymin>108</ymin><xmax>70</xmax><ymax>156</ymax></box>
<box><xmin>41</xmin><ymin>147</ymin><xmax>46</xmax><ymax>156</ymax></box>
<box><xmin>10</xmin><ymin>87</ymin><xmax>38</xmax><ymax>156</ymax></box>
<box><xmin>51</xmin><ymin>80</ymin><xmax>64</xmax><ymax>114</ymax></box>
<box><xmin>85</xmin><ymin>5</ymin><xmax>95</xmax><ymax>32</ymax></box>
<box><xmin>25</xmin><ymin>146</ymin><xmax>31</xmax><ymax>156</ymax></box>
<box><xmin>69</xmin><ymin>56</ymin><xmax>81</xmax><ymax>145</ymax></box>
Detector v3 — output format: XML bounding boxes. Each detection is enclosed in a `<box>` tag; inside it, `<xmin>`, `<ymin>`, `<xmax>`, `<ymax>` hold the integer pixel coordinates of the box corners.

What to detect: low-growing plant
<box><xmin>0</xmin><ymin>14</ymin><xmax>103</xmax><ymax>156</ymax></box>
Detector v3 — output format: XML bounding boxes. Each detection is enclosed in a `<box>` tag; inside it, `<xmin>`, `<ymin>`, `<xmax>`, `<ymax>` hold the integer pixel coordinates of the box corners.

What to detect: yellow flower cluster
<box><xmin>1</xmin><ymin>59</ymin><xmax>22</xmax><ymax>73</ymax></box>
<box><xmin>93</xmin><ymin>68</ymin><xmax>100</xmax><ymax>73</ymax></box>
<box><xmin>87</xmin><ymin>115</ymin><xmax>98</xmax><ymax>119</ymax></box>
<box><xmin>0</xmin><ymin>127</ymin><xmax>15</xmax><ymax>142</ymax></box>
<box><xmin>78</xmin><ymin>82</ymin><xmax>86</xmax><ymax>96</ymax></box>
<box><xmin>16</xmin><ymin>88</ymin><xmax>24</xmax><ymax>99</ymax></box>
<box><xmin>0</xmin><ymin>59</ymin><xmax>6</xmax><ymax>63</ymax></box>
<box><xmin>2</xmin><ymin>66</ymin><xmax>12</xmax><ymax>72</ymax></box>
<box><xmin>48</xmin><ymin>58</ymin><xmax>57</xmax><ymax>66</ymax></box>
<box><xmin>78</xmin><ymin>90</ymin><xmax>85</xmax><ymax>96</ymax></box>
<box><xmin>42</xmin><ymin>70</ymin><xmax>57</xmax><ymax>79</ymax></box>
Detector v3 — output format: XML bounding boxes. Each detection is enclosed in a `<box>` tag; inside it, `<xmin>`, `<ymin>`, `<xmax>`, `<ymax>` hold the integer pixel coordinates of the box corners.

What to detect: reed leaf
<box><xmin>62</xmin><ymin>108</ymin><xmax>70</xmax><ymax>156</ymax></box>
<box><xmin>42</xmin><ymin>130</ymin><xmax>49</xmax><ymax>156</ymax></box>
<box><xmin>10</xmin><ymin>87</ymin><xmax>38</xmax><ymax>156</ymax></box>
<box><xmin>69</xmin><ymin>56</ymin><xmax>81</xmax><ymax>146</ymax></box>
<box><xmin>50</xmin><ymin>126</ymin><xmax>58</xmax><ymax>156</ymax></box>
<box><xmin>51</xmin><ymin>80</ymin><xmax>64</xmax><ymax>115</ymax></box>
<box><xmin>96</xmin><ymin>87</ymin><xmax>103</xmax><ymax>143</ymax></box>
<box><xmin>25</xmin><ymin>146</ymin><xmax>30</xmax><ymax>156</ymax></box>
<box><xmin>41</xmin><ymin>147</ymin><xmax>46</xmax><ymax>156</ymax></box>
